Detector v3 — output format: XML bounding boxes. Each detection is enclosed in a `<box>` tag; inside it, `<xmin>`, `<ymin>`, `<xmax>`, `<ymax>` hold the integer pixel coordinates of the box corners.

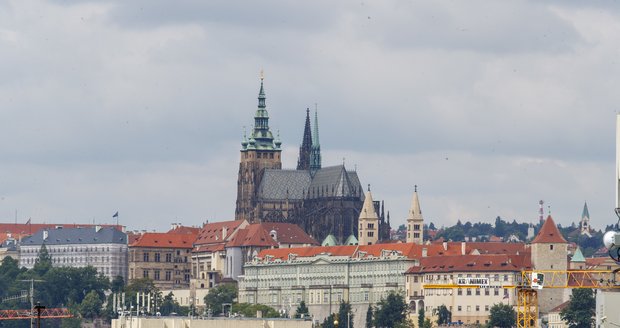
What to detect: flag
<box><xmin>26</xmin><ymin>218</ymin><xmax>31</xmax><ymax>225</ymax></box>
<box><xmin>113</xmin><ymin>211</ymin><xmax>119</xmax><ymax>218</ymax></box>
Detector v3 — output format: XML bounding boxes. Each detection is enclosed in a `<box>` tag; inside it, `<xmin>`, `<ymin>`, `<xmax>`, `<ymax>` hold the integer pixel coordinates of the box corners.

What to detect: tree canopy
<box><xmin>203</xmin><ymin>283</ymin><xmax>237</xmax><ymax>316</ymax></box>
<box><xmin>560</xmin><ymin>289</ymin><xmax>595</xmax><ymax>328</ymax></box>
<box><xmin>489</xmin><ymin>303</ymin><xmax>516</xmax><ymax>328</ymax></box>
<box><xmin>373</xmin><ymin>291</ymin><xmax>410</xmax><ymax>328</ymax></box>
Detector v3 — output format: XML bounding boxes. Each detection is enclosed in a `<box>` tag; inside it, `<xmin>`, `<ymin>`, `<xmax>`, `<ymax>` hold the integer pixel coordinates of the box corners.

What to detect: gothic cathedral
<box><xmin>234</xmin><ymin>77</ymin><xmax>391</xmax><ymax>243</ymax></box>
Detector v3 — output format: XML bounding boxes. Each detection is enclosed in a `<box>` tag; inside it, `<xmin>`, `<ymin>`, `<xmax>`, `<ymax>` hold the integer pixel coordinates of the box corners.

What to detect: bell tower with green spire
<box><xmin>235</xmin><ymin>74</ymin><xmax>282</xmax><ymax>222</ymax></box>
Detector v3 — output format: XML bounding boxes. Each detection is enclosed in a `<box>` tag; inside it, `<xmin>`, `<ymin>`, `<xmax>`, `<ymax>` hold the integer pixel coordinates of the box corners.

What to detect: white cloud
<box><xmin>0</xmin><ymin>0</ymin><xmax>619</xmax><ymax>232</ymax></box>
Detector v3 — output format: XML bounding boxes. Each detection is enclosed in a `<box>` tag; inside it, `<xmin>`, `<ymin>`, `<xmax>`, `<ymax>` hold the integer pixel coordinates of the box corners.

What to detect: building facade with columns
<box><xmin>238</xmin><ymin>243</ymin><xmax>430</xmax><ymax>327</ymax></box>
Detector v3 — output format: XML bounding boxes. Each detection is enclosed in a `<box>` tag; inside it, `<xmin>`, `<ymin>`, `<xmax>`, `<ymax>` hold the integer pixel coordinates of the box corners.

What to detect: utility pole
<box><xmin>20</xmin><ymin>279</ymin><xmax>44</xmax><ymax>328</ymax></box>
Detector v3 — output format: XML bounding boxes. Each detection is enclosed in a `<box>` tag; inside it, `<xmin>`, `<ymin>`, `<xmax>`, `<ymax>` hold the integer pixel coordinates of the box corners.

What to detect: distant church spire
<box><xmin>297</xmin><ymin>108</ymin><xmax>312</xmax><ymax>170</ymax></box>
<box><xmin>310</xmin><ymin>105</ymin><xmax>322</xmax><ymax>172</ymax></box>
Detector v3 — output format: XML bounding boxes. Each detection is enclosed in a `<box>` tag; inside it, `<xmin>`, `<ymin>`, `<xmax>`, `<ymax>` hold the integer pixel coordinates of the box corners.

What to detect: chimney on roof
<box><xmin>95</xmin><ymin>225</ymin><xmax>102</xmax><ymax>233</ymax></box>
<box><xmin>442</xmin><ymin>241</ymin><xmax>447</xmax><ymax>251</ymax></box>
<box><xmin>222</xmin><ymin>227</ymin><xmax>228</xmax><ymax>240</ymax></box>
<box><xmin>422</xmin><ymin>247</ymin><xmax>427</xmax><ymax>257</ymax></box>
<box><xmin>43</xmin><ymin>230</ymin><xmax>48</xmax><ymax>241</ymax></box>
<box><xmin>461</xmin><ymin>242</ymin><xmax>466</xmax><ymax>255</ymax></box>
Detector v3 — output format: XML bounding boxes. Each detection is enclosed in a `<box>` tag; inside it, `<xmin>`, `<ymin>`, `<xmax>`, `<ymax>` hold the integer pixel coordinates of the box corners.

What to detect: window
<box><xmin>155</xmin><ymin>253</ymin><xmax>160</xmax><ymax>262</ymax></box>
<box><xmin>475</xmin><ymin>289</ymin><xmax>480</xmax><ymax>296</ymax></box>
<box><xmin>550</xmin><ymin>244</ymin><xmax>554</xmax><ymax>250</ymax></box>
<box><xmin>414</xmin><ymin>233</ymin><xmax>420</xmax><ymax>238</ymax></box>
<box><xmin>504</xmin><ymin>274</ymin><xmax>508</xmax><ymax>281</ymax></box>
<box><xmin>165</xmin><ymin>271</ymin><xmax>171</xmax><ymax>281</ymax></box>
<box><xmin>494</xmin><ymin>289</ymin><xmax>499</xmax><ymax>296</ymax></box>
<box><xmin>364</xmin><ymin>291</ymin><xmax>369</xmax><ymax>301</ymax></box>
<box><xmin>485</xmin><ymin>305</ymin><xmax>489</xmax><ymax>312</ymax></box>
<box><xmin>154</xmin><ymin>270</ymin><xmax>160</xmax><ymax>280</ymax></box>
<box><xmin>368</xmin><ymin>231</ymin><xmax>374</xmax><ymax>237</ymax></box>
<box><xmin>143</xmin><ymin>253</ymin><xmax>149</xmax><ymax>262</ymax></box>
<box><xmin>457</xmin><ymin>289</ymin><xmax>462</xmax><ymax>296</ymax></box>
<box><xmin>413</xmin><ymin>276</ymin><xmax>418</xmax><ymax>283</ymax></box>
<box><xmin>143</xmin><ymin>270</ymin><xmax>149</xmax><ymax>278</ymax></box>
<box><xmin>485</xmin><ymin>289</ymin><xmax>490</xmax><ymax>296</ymax></box>
<box><xmin>414</xmin><ymin>224</ymin><xmax>420</xmax><ymax>230</ymax></box>
<box><xmin>368</xmin><ymin>223</ymin><xmax>374</xmax><ymax>229</ymax></box>
<box><xmin>466</xmin><ymin>289</ymin><xmax>471</xmax><ymax>296</ymax></box>
<box><xmin>166</xmin><ymin>253</ymin><xmax>172</xmax><ymax>262</ymax></box>
<box><xmin>476</xmin><ymin>305</ymin><xmax>480</xmax><ymax>312</ymax></box>
<box><xmin>457</xmin><ymin>306</ymin><xmax>462</xmax><ymax>312</ymax></box>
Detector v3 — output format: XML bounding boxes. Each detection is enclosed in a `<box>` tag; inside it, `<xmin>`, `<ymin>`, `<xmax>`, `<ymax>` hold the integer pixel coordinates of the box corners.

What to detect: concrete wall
<box><xmin>596</xmin><ymin>290</ymin><xmax>620</xmax><ymax>328</ymax></box>
<box><xmin>112</xmin><ymin>317</ymin><xmax>311</xmax><ymax>328</ymax></box>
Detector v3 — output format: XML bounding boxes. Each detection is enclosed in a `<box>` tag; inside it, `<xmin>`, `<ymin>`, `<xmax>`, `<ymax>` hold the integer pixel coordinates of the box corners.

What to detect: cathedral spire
<box><xmin>297</xmin><ymin>108</ymin><xmax>312</xmax><ymax>170</ymax></box>
<box><xmin>310</xmin><ymin>105</ymin><xmax>322</xmax><ymax>172</ymax></box>
<box><xmin>245</xmin><ymin>74</ymin><xmax>277</xmax><ymax>150</ymax></box>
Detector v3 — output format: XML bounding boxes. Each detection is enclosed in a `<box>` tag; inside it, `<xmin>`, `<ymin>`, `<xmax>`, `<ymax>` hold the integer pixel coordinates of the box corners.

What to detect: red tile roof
<box><xmin>549</xmin><ymin>301</ymin><xmax>570</xmax><ymax>313</ymax></box>
<box><xmin>532</xmin><ymin>216</ymin><xmax>567</xmax><ymax>243</ymax></box>
<box><xmin>259</xmin><ymin>223</ymin><xmax>319</xmax><ymax>246</ymax></box>
<box><xmin>406</xmin><ymin>254</ymin><xmax>532</xmax><ymax>274</ymax></box>
<box><xmin>194</xmin><ymin>220</ymin><xmax>244</xmax><ymax>245</ymax></box>
<box><xmin>465</xmin><ymin>242</ymin><xmax>528</xmax><ymax>255</ymax></box>
<box><xmin>255</xmin><ymin>241</ymin><xmax>529</xmax><ymax>263</ymax></box>
<box><xmin>167</xmin><ymin>226</ymin><xmax>201</xmax><ymax>235</ymax></box>
<box><xmin>130</xmin><ymin>232</ymin><xmax>197</xmax><ymax>249</ymax></box>
<box><xmin>227</xmin><ymin>224</ymin><xmax>278</xmax><ymax>248</ymax></box>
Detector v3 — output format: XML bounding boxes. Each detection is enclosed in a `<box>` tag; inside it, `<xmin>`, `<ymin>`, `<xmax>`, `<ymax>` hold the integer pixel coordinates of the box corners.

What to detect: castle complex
<box><xmin>234</xmin><ymin>78</ymin><xmax>391</xmax><ymax>243</ymax></box>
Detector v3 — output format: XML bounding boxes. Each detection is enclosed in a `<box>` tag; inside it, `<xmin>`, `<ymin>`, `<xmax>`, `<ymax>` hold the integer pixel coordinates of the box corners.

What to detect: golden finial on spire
<box><xmin>260</xmin><ymin>69</ymin><xmax>264</xmax><ymax>81</ymax></box>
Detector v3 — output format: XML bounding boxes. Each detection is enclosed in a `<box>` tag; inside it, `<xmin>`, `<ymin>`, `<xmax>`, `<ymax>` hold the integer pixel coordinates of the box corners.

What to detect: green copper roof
<box><xmin>344</xmin><ymin>234</ymin><xmax>358</xmax><ymax>245</ymax></box>
<box><xmin>321</xmin><ymin>234</ymin><xmax>338</xmax><ymax>246</ymax></box>
<box><xmin>571</xmin><ymin>247</ymin><xmax>586</xmax><ymax>262</ymax></box>
<box><xmin>582</xmin><ymin>202</ymin><xmax>590</xmax><ymax>219</ymax></box>
<box><xmin>242</xmin><ymin>78</ymin><xmax>280</xmax><ymax>151</ymax></box>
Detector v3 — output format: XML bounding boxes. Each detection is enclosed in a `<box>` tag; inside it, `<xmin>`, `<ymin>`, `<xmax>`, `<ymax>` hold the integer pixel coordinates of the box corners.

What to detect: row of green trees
<box><xmin>0</xmin><ymin>245</ymin><xmax>190</xmax><ymax>328</ymax></box>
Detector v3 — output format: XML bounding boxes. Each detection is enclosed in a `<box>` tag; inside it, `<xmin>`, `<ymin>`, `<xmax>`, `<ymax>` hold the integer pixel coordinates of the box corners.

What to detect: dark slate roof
<box><xmin>308</xmin><ymin>165</ymin><xmax>364</xmax><ymax>199</ymax></box>
<box><xmin>258</xmin><ymin>169</ymin><xmax>311</xmax><ymax>200</ymax></box>
<box><xmin>21</xmin><ymin>227</ymin><xmax>127</xmax><ymax>246</ymax></box>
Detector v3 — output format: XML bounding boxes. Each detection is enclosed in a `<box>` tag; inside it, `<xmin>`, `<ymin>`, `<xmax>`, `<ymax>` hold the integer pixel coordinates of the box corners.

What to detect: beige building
<box><xmin>128</xmin><ymin>232</ymin><xmax>197</xmax><ymax>290</ymax></box>
<box><xmin>406</xmin><ymin>253</ymin><xmax>531</xmax><ymax>325</ymax></box>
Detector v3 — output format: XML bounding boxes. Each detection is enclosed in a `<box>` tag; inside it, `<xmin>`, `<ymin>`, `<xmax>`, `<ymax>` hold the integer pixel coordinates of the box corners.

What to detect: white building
<box><xmin>19</xmin><ymin>226</ymin><xmax>128</xmax><ymax>281</ymax></box>
<box><xmin>239</xmin><ymin>243</ymin><xmax>430</xmax><ymax>327</ymax></box>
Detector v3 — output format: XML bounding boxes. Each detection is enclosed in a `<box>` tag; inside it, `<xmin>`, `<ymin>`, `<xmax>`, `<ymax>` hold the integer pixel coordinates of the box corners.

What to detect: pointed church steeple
<box><xmin>235</xmin><ymin>74</ymin><xmax>283</xmax><ymax>222</ymax></box>
<box><xmin>297</xmin><ymin>108</ymin><xmax>312</xmax><ymax>170</ymax></box>
<box><xmin>310</xmin><ymin>106</ymin><xmax>322</xmax><ymax>172</ymax></box>
<box><xmin>358</xmin><ymin>186</ymin><xmax>379</xmax><ymax>245</ymax></box>
<box><xmin>247</xmin><ymin>74</ymin><xmax>277</xmax><ymax>150</ymax></box>
<box><xmin>406</xmin><ymin>185</ymin><xmax>424</xmax><ymax>244</ymax></box>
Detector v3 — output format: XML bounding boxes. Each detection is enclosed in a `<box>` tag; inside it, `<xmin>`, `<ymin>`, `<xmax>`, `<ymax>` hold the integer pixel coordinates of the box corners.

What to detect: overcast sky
<box><xmin>1</xmin><ymin>0</ymin><xmax>619</xmax><ymax>232</ymax></box>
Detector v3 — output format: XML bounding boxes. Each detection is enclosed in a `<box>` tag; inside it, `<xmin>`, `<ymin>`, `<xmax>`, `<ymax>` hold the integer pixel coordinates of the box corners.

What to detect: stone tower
<box><xmin>297</xmin><ymin>109</ymin><xmax>312</xmax><ymax>170</ymax></box>
<box><xmin>358</xmin><ymin>187</ymin><xmax>379</xmax><ymax>245</ymax></box>
<box><xmin>235</xmin><ymin>77</ymin><xmax>282</xmax><ymax>222</ymax></box>
<box><xmin>530</xmin><ymin>215</ymin><xmax>568</xmax><ymax>314</ymax></box>
<box><xmin>406</xmin><ymin>185</ymin><xmax>424</xmax><ymax>244</ymax></box>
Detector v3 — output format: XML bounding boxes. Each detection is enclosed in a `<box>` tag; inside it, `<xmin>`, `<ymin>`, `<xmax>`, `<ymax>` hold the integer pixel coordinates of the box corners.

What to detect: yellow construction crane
<box><xmin>423</xmin><ymin>269</ymin><xmax>620</xmax><ymax>328</ymax></box>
